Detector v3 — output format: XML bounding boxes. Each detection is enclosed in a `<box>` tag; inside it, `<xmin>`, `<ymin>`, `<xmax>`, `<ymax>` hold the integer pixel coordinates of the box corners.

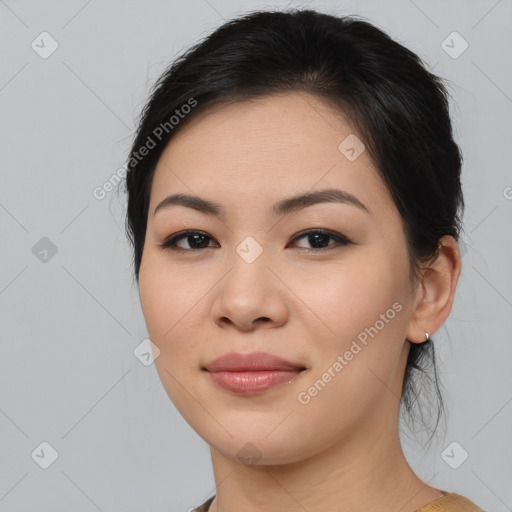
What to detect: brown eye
<box><xmin>159</xmin><ymin>228</ymin><xmax>352</xmax><ymax>252</ymax></box>
<box><xmin>289</xmin><ymin>229</ymin><xmax>352</xmax><ymax>251</ymax></box>
<box><xmin>160</xmin><ymin>231</ymin><xmax>217</xmax><ymax>251</ymax></box>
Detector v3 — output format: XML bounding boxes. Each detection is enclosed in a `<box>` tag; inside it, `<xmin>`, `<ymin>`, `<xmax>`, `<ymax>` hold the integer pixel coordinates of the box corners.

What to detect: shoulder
<box><xmin>191</xmin><ymin>495</ymin><xmax>215</xmax><ymax>512</ymax></box>
<box><xmin>416</xmin><ymin>492</ymin><xmax>485</xmax><ymax>512</ymax></box>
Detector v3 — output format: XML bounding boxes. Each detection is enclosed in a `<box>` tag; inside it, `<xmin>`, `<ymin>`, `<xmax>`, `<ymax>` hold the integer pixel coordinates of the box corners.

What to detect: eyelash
<box><xmin>159</xmin><ymin>229</ymin><xmax>352</xmax><ymax>253</ymax></box>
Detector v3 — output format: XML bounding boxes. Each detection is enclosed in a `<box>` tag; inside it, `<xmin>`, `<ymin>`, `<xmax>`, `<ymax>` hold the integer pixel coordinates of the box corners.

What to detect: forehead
<box><xmin>149</xmin><ymin>92</ymin><xmax>392</xmax><ymax>217</ymax></box>
<box><xmin>162</xmin><ymin>92</ymin><xmax>356</xmax><ymax>163</ymax></box>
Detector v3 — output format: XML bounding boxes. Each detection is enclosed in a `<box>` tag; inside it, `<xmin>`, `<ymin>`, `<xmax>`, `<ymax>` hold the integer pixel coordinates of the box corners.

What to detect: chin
<box><xmin>211</xmin><ymin>436</ymin><xmax>310</xmax><ymax>466</ymax></box>
<box><xmin>196</xmin><ymin>416</ymin><xmax>321</xmax><ymax>466</ymax></box>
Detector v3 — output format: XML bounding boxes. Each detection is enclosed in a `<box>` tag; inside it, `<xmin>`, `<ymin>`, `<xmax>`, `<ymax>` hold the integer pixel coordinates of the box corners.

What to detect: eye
<box><xmin>288</xmin><ymin>229</ymin><xmax>352</xmax><ymax>251</ymax></box>
<box><xmin>159</xmin><ymin>230</ymin><xmax>218</xmax><ymax>251</ymax></box>
<box><xmin>159</xmin><ymin>229</ymin><xmax>352</xmax><ymax>252</ymax></box>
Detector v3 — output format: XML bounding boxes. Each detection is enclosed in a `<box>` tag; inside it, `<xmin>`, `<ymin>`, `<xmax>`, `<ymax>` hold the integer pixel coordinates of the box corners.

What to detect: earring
<box><xmin>424</xmin><ymin>331</ymin><xmax>430</xmax><ymax>343</ymax></box>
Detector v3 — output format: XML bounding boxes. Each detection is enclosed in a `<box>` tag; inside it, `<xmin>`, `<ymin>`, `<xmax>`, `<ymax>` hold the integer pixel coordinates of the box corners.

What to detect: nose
<box><xmin>210</xmin><ymin>249</ymin><xmax>289</xmax><ymax>332</ymax></box>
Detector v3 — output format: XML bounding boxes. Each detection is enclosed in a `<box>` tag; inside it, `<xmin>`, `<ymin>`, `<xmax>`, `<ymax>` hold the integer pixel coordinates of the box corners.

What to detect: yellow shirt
<box><xmin>193</xmin><ymin>492</ymin><xmax>485</xmax><ymax>511</ymax></box>
<box><xmin>416</xmin><ymin>492</ymin><xmax>485</xmax><ymax>511</ymax></box>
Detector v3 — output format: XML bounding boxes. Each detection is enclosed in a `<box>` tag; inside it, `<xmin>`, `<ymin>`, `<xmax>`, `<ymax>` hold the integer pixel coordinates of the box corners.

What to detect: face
<box><xmin>138</xmin><ymin>92</ymin><xmax>419</xmax><ymax>465</ymax></box>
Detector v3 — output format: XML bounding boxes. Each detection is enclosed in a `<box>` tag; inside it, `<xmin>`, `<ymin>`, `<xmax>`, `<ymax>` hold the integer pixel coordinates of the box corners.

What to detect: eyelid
<box><xmin>159</xmin><ymin>228</ymin><xmax>353</xmax><ymax>253</ymax></box>
<box><xmin>289</xmin><ymin>228</ymin><xmax>350</xmax><ymax>243</ymax></box>
<box><xmin>159</xmin><ymin>230</ymin><xmax>217</xmax><ymax>250</ymax></box>
<box><xmin>288</xmin><ymin>228</ymin><xmax>352</xmax><ymax>251</ymax></box>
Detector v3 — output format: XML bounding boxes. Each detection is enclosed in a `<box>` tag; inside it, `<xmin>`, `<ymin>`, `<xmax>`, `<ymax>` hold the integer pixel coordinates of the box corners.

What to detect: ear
<box><xmin>405</xmin><ymin>235</ymin><xmax>462</xmax><ymax>344</ymax></box>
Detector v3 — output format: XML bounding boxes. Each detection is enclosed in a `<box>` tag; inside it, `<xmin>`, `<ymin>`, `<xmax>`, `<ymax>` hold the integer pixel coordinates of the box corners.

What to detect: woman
<box><xmin>124</xmin><ymin>8</ymin><xmax>484</xmax><ymax>512</ymax></box>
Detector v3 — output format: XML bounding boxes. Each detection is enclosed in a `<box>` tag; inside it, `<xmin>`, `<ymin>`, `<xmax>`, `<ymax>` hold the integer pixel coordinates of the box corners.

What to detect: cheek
<box><xmin>299</xmin><ymin>256</ymin><xmax>407</xmax><ymax>339</ymax></box>
<box><xmin>138</xmin><ymin>251</ymin><xmax>209</xmax><ymax>357</ymax></box>
<box><xmin>138</xmin><ymin>253</ymin><xmax>210</xmax><ymax>412</ymax></box>
<box><xmin>294</xmin><ymin>248</ymin><xmax>411</xmax><ymax>390</ymax></box>
<box><xmin>290</xmin><ymin>270</ymin><xmax>409</xmax><ymax>443</ymax></box>
<box><xmin>138</xmin><ymin>258</ymin><xmax>171</xmax><ymax>341</ymax></box>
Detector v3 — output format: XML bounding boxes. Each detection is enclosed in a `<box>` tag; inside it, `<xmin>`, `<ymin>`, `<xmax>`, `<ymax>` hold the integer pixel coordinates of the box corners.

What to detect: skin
<box><xmin>138</xmin><ymin>92</ymin><xmax>462</xmax><ymax>512</ymax></box>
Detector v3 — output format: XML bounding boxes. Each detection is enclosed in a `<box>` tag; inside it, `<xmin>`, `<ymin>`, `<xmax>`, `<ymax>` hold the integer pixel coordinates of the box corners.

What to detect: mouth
<box><xmin>203</xmin><ymin>351</ymin><xmax>308</xmax><ymax>395</ymax></box>
<box><xmin>205</xmin><ymin>368</ymin><xmax>307</xmax><ymax>395</ymax></box>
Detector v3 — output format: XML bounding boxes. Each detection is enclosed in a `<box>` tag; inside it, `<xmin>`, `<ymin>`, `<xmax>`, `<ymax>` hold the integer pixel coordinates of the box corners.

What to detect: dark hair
<box><xmin>124</xmin><ymin>8</ymin><xmax>464</xmax><ymax>444</ymax></box>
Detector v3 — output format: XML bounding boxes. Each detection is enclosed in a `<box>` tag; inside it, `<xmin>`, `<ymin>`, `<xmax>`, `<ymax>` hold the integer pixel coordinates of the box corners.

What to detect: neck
<box><xmin>207</xmin><ymin>405</ymin><xmax>442</xmax><ymax>512</ymax></box>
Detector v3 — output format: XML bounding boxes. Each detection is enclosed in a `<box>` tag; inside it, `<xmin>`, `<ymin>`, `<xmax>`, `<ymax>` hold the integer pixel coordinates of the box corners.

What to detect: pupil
<box><xmin>309</xmin><ymin>233</ymin><xmax>329</xmax><ymax>248</ymax></box>
<box><xmin>190</xmin><ymin>234</ymin><xmax>209</xmax><ymax>248</ymax></box>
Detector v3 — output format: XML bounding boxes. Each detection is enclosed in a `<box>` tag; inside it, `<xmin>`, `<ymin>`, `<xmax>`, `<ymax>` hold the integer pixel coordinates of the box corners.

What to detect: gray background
<box><xmin>0</xmin><ymin>0</ymin><xmax>511</xmax><ymax>511</ymax></box>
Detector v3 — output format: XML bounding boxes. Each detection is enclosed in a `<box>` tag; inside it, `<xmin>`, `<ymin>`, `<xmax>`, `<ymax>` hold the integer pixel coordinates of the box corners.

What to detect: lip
<box><xmin>203</xmin><ymin>351</ymin><xmax>307</xmax><ymax>395</ymax></box>
<box><xmin>203</xmin><ymin>351</ymin><xmax>306</xmax><ymax>372</ymax></box>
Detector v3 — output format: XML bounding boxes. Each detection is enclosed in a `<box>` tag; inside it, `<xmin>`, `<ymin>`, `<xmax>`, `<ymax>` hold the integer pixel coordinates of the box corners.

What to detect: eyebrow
<box><xmin>153</xmin><ymin>188</ymin><xmax>370</xmax><ymax>217</ymax></box>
